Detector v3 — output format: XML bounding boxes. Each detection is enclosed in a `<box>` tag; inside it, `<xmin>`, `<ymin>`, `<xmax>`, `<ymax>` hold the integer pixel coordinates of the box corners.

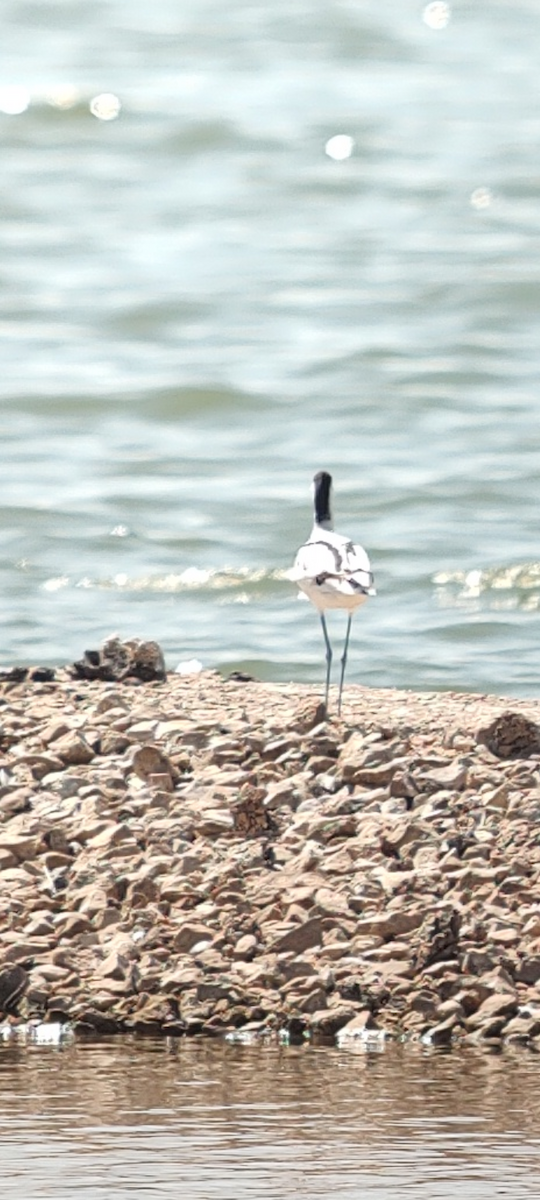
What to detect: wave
<box><xmin>41</xmin><ymin>565</ymin><xmax>290</xmax><ymax>598</ymax></box>
<box><xmin>433</xmin><ymin>562</ymin><xmax>540</xmax><ymax>611</ymax></box>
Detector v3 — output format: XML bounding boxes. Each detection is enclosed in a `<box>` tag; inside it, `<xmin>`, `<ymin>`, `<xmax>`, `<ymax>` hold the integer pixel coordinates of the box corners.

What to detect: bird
<box><xmin>291</xmin><ymin>470</ymin><xmax>375</xmax><ymax>715</ymax></box>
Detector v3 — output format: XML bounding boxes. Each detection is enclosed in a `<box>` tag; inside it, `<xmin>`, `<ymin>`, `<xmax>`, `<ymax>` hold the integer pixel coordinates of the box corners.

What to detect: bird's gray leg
<box><xmin>338</xmin><ymin>614</ymin><xmax>352</xmax><ymax>716</ymax></box>
<box><xmin>320</xmin><ymin>613</ymin><xmax>332</xmax><ymax>711</ymax></box>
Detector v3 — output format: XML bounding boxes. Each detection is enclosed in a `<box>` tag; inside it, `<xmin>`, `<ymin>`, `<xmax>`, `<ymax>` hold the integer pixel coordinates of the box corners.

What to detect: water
<box><xmin>1</xmin><ymin>1037</ymin><xmax>540</xmax><ymax>1199</ymax></box>
<box><xmin>2</xmin><ymin>1</ymin><xmax>540</xmax><ymax>696</ymax></box>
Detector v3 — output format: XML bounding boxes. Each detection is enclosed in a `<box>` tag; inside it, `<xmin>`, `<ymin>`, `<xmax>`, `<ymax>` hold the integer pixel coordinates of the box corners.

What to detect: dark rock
<box><xmin>415</xmin><ymin>908</ymin><xmax>461</xmax><ymax>971</ymax></box>
<box><xmin>476</xmin><ymin>711</ymin><xmax>540</xmax><ymax>759</ymax></box>
<box><xmin>515</xmin><ymin>956</ymin><xmax>540</xmax><ymax>985</ymax></box>
<box><xmin>0</xmin><ymin>964</ymin><xmax>29</xmax><ymax>1014</ymax></box>
<box><xmin>282</xmin><ymin>1015</ymin><xmax>308</xmax><ymax>1042</ymax></box>
<box><xmin>262</xmin><ymin>842</ymin><xmax>276</xmax><ymax>869</ymax></box>
<box><xmin>425</xmin><ymin>1013</ymin><xmax>460</xmax><ymax>1045</ymax></box>
<box><xmin>337</xmin><ymin>977</ymin><xmax>390</xmax><ymax>1013</ymax></box>
<box><xmin>309</xmin><ymin>1005</ymin><xmax>359</xmax><ymax>1037</ymax></box>
<box><xmin>0</xmin><ymin>667</ymin><xmax>28</xmax><ymax>684</ymax></box>
<box><xmin>72</xmin><ymin>636</ymin><xmax>166</xmax><ymax>683</ymax></box>
<box><xmin>73</xmin><ymin>1011</ymin><xmax>124</xmax><ymax>1034</ymax></box>
<box><xmin>465</xmin><ymin>993</ymin><xmax>518</xmax><ymax>1031</ymax></box>
<box><xmin>232</xmin><ymin>787</ymin><xmax>272</xmax><ymax>837</ymax></box>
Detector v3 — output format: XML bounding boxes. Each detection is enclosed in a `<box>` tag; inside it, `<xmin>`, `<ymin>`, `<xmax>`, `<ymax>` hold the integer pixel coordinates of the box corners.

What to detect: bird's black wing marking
<box><xmin>348</xmin><ymin>577</ymin><xmax>370</xmax><ymax>594</ymax></box>
<box><xmin>307</xmin><ymin>539</ymin><xmax>374</xmax><ymax>592</ymax></box>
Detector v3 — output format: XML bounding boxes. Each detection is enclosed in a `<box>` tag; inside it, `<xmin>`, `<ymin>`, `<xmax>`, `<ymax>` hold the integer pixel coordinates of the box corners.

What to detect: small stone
<box><xmin>131</xmin><ymin>745</ymin><xmax>174</xmax><ymax>785</ymax></box>
<box><xmin>172</xmin><ymin>924</ymin><xmax>217</xmax><ymax>954</ymax></box>
<box><xmin>55</xmin><ymin>913</ymin><xmax>93</xmax><ymax>939</ymax></box>
<box><xmin>232</xmin><ymin>934</ymin><xmax>258</xmax><ymax>961</ymax></box>
<box><xmin>264</xmin><ymin>780</ymin><xmax>299</xmax><ymax>810</ymax></box>
<box><xmin>0</xmin><ymin>834</ymin><xmax>41</xmax><ymax>863</ymax></box>
<box><xmin>270</xmin><ymin>917</ymin><xmax>323</xmax><ymax>955</ymax></box>
<box><xmin>421</xmin><ymin>759</ymin><xmax>469</xmax><ymax>792</ymax></box>
<box><xmin>465</xmin><ymin>993</ymin><xmax>518</xmax><ymax>1030</ymax></box>
<box><xmin>425</xmin><ymin>1013</ymin><xmax>459</xmax><ymax>1044</ymax></box>
<box><xmin>503</xmin><ymin>1014</ymin><xmax>540</xmax><ymax>1041</ymax></box>
<box><xmin>53</xmin><ymin>731</ymin><xmax>95</xmax><ymax>766</ymax></box>
<box><xmin>96</xmin><ymin>951</ymin><xmax>130</xmax><ymax>981</ymax></box>
<box><xmin>515</xmin><ymin>956</ymin><xmax>540</xmax><ymax>985</ymax></box>
<box><xmin>232</xmin><ymin>787</ymin><xmax>271</xmax><ymax>837</ymax></box>
<box><xmin>194</xmin><ymin>810</ymin><xmax>234</xmax><ymax>837</ymax></box>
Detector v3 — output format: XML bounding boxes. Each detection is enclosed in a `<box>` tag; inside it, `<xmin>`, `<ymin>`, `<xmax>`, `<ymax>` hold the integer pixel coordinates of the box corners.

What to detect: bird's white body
<box><xmin>292</xmin><ymin>524</ymin><xmax>374</xmax><ymax>613</ymax></box>
<box><xmin>291</xmin><ymin>471</ymin><xmax>375</xmax><ymax>714</ymax></box>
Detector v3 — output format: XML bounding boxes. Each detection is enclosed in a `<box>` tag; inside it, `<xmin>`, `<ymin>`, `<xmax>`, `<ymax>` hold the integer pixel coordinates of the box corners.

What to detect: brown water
<box><xmin>1</xmin><ymin>1038</ymin><xmax>539</xmax><ymax>1198</ymax></box>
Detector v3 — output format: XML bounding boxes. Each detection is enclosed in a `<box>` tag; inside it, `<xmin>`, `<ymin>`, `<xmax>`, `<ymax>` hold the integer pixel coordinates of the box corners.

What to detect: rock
<box><xmin>232</xmin><ymin>934</ymin><xmax>258</xmax><ymax>960</ymax></box>
<box><xmin>336</xmin><ymin>1009</ymin><xmax>382</xmax><ymax>1040</ymax></box>
<box><xmin>409</xmin><ymin>989</ymin><xmax>439</xmax><ymax>1018</ymax></box>
<box><xmin>131</xmin><ymin>745</ymin><xmax>174</xmax><ymax>786</ymax></box>
<box><xmin>232</xmin><ymin>786</ymin><xmax>271</xmax><ymax>836</ymax></box>
<box><xmin>0</xmin><ymin>964</ymin><xmax>29</xmax><ymax>1013</ymax></box>
<box><xmin>292</xmin><ymin>987</ymin><xmax>327</xmax><ymax>1014</ymax></box>
<box><xmin>271</xmin><ymin>917</ymin><xmax>323</xmax><ymax>955</ymax></box>
<box><xmin>96</xmin><ymin>951</ymin><xmax>130</xmax><ymax>981</ymax></box>
<box><xmin>126</xmin><ymin>998</ymin><xmax>183</xmax><ymax>1035</ymax></box>
<box><xmin>73</xmin><ymin>1010</ymin><xmax>124</xmax><ymax>1034</ymax></box>
<box><xmin>476</xmin><ymin>711</ymin><xmax>540</xmax><ymax>759</ymax></box>
<box><xmin>460</xmin><ymin>949</ymin><xmax>499</xmax><ymax>976</ymax></box>
<box><xmin>72</xmin><ymin>636</ymin><xmax>166</xmax><ymax>683</ymax></box>
<box><xmin>483</xmin><ymin>783</ymin><xmax>513</xmax><ymax>811</ymax></box>
<box><xmin>465</xmin><ymin>993</ymin><xmax>518</xmax><ymax>1031</ymax></box>
<box><xmin>172</xmin><ymin>924</ymin><xmax>217</xmax><ymax>954</ymax></box>
<box><xmin>194</xmin><ymin>809</ymin><xmax>235</xmax><ymax>837</ymax></box>
<box><xmin>30</xmin><ymin>963</ymin><xmax>73</xmax><ymax>984</ymax></box>
<box><xmin>515</xmin><ymin>956</ymin><xmax>540</xmax><ymax>985</ymax></box>
<box><xmin>308</xmin><ymin>1005</ymin><xmax>359</xmax><ymax>1037</ymax></box>
<box><xmin>0</xmin><ymin>834</ymin><xmax>41</xmax><ymax>863</ymax></box>
<box><xmin>421</xmin><ymin>759</ymin><xmax>469</xmax><ymax>791</ymax></box>
<box><xmin>352</xmin><ymin>909</ymin><xmax>424</xmax><ymax>940</ymax></box>
<box><xmin>342</xmin><ymin>752</ymin><xmax>408</xmax><ymax>787</ymax></box>
<box><xmin>424</xmin><ymin>1013</ymin><xmax>460</xmax><ymax>1044</ymax></box>
<box><xmin>53</xmin><ymin>731</ymin><xmax>95</xmax><ymax>766</ymax></box>
<box><xmin>55</xmin><ymin>913</ymin><xmax>93</xmax><ymax>939</ymax></box>
<box><xmin>87</xmin><ymin>823</ymin><xmax>136</xmax><ymax>851</ymax></box>
<box><xmin>414</xmin><ymin>908</ymin><xmax>461</xmax><ymax>971</ymax></box>
<box><xmin>503</xmin><ymin>1014</ymin><xmax>540</xmax><ymax>1041</ymax></box>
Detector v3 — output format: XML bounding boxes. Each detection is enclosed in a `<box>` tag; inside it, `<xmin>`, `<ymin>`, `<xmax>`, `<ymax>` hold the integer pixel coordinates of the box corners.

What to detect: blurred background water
<box><xmin>2</xmin><ymin>0</ymin><xmax>540</xmax><ymax>697</ymax></box>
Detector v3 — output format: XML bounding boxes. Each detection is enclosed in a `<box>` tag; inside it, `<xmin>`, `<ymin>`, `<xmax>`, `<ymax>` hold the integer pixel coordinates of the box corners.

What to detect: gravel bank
<box><xmin>1</xmin><ymin>656</ymin><xmax>540</xmax><ymax>1048</ymax></box>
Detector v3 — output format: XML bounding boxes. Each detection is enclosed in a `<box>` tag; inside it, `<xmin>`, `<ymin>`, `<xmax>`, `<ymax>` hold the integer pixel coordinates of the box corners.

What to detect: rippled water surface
<box><xmin>2</xmin><ymin>1038</ymin><xmax>540</xmax><ymax>1199</ymax></box>
<box><xmin>2</xmin><ymin>1</ymin><xmax>540</xmax><ymax>696</ymax></box>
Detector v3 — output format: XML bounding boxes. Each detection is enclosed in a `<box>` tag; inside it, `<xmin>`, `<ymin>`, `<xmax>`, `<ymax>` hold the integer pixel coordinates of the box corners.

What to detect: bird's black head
<box><xmin>313</xmin><ymin>470</ymin><xmax>333</xmax><ymax>525</ymax></box>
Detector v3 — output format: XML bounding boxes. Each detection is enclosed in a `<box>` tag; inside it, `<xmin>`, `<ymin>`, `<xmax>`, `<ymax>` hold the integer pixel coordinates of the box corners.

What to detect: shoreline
<box><xmin>1</xmin><ymin>657</ymin><xmax>540</xmax><ymax>1048</ymax></box>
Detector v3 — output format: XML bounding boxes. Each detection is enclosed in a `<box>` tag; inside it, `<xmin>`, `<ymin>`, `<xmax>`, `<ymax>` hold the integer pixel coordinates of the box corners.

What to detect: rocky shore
<box><xmin>2</xmin><ymin>640</ymin><xmax>540</xmax><ymax>1049</ymax></box>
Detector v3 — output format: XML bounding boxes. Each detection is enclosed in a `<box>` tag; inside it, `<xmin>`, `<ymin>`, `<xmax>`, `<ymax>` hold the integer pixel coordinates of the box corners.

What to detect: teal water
<box><xmin>2</xmin><ymin>1</ymin><xmax>540</xmax><ymax>696</ymax></box>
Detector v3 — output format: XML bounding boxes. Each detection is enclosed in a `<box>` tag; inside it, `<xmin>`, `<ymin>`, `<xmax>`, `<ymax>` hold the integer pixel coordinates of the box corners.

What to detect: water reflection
<box><xmin>1</xmin><ymin>1039</ymin><xmax>540</xmax><ymax>1198</ymax></box>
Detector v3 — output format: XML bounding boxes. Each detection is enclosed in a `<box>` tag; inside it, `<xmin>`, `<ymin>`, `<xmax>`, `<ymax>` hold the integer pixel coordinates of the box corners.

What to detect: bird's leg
<box><xmin>337</xmin><ymin>614</ymin><xmax>352</xmax><ymax>717</ymax></box>
<box><xmin>320</xmin><ymin>613</ymin><xmax>332</xmax><ymax>712</ymax></box>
